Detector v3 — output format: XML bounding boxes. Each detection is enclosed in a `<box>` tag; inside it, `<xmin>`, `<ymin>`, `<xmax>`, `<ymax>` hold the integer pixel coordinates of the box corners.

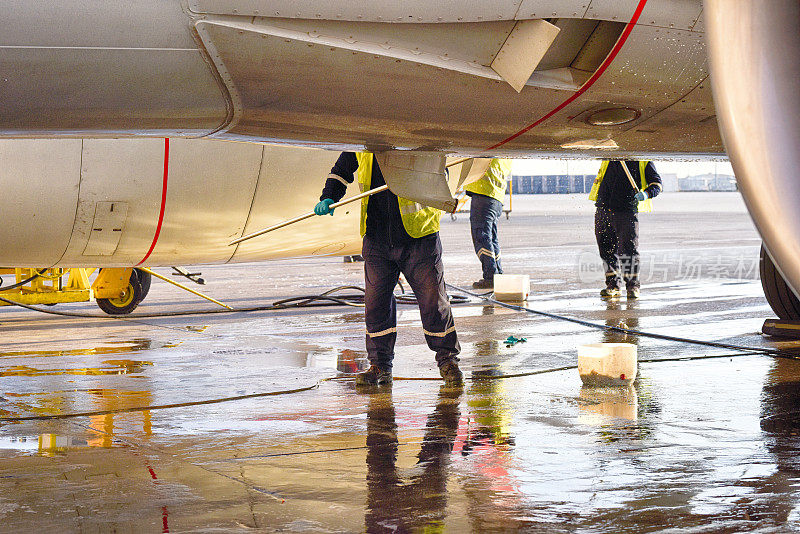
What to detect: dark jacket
<box><xmin>595</xmin><ymin>160</ymin><xmax>662</xmax><ymax>213</ymax></box>
<box><xmin>321</xmin><ymin>152</ymin><xmax>421</xmax><ymax>245</ymax></box>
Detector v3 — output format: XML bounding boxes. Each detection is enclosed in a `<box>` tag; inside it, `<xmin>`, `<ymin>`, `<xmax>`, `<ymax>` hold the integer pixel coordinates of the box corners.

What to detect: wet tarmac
<box><xmin>2</xmin><ymin>192</ymin><xmax>800</xmax><ymax>533</ymax></box>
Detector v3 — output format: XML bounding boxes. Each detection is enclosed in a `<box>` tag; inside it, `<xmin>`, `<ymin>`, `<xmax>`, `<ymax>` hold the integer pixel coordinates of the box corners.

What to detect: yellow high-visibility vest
<box><xmin>588</xmin><ymin>160</ymin><xmax>653</xmax><ymax>212</ymax></box>
<box><xmin>355</xmin><ymin>153</ymin><xmax>441</xmax><ymax>238</ymax></box>
<box><xmin>464</xmin><ymin>158</ymin><xmax>512</xmax><ymax>202</ymax></box>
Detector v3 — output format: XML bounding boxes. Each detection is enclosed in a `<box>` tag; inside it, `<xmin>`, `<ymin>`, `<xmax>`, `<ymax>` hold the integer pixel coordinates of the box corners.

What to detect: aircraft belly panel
<box><xmin>0</xmin><ymin>140</ymin><xmax>82</xmax><ymax>267</ymax></box>
<box><xmin>568</xmin><ymin>25</ymin><xmax>721</xmax><ymax>155</ymax></box>
<box><xmin>587</xmin><ymin>0</ymin><xmax>702</xmax><ymax>31</ymax></box>
<box><xmin>142</xmin><ymin>138</ymin><xmax>264</xmax><ymax>265</ymax></box>
<box><xmin>0</xmin><ymin>49</ymin><xmax>228</xmax><ymax>136</ymax></box>
<box><xmin>207</xmin><ymin>17</ymin><xmax>519</xmax><ymax>70</ymax></box>
<box><xmin>615</xmin><ymin>83</ymin><xmax>720</xmax><ymax>157</ymax></box>
<box><xmin>587</xmin><ymin>27</ymin><xmax>708</xmax><ymax>102</ymax></box>
<box><xmin>201</xmin><ymin>24</ymin><xmax>568</xmax><ymax>150</ymax></box>
<box><xmin>189</xmin><ymin>1</ymin><xmax>702</xmax><ymax>26</ymax></box>
<box><xmin>189</xmin><ymin>0</ymin><xmax>523</xmax><ymax>23</ymax></box>
<box><xmin>82</xmin><ymin>202</ymin><xmax>130</xmax><ymax>256</ymax></box>
<box><xmin>200</xmin><ymin>21</ymin><xmax>721</xmax><ymax>155</ymax></box>
<box><xmin>56</xmin><ymin>139</ymin><xmax>265</xmax><ymax>267</ymax></box>
<box><xmin>515</xmin><ymin>1</ymin><xmax>592</xmax><ymax>19</ymax></box>
<box><xmin>1</xmin><ymin>1</ymin><xmax>196</xmax><ymax>49</ymax></box>
<box><xmin>59</xmin><ymin>139</ymin><xmax>167</xmax><ymax>267</ymax></box>
<box><xmin>231</xmin><ymin>146</ymin><xmax>361</xmax><ymax>262</ymax></box>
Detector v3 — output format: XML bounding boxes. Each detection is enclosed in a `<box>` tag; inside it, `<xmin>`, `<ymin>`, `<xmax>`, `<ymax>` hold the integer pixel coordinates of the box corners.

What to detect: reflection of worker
<box><xmin>460</xmin><ymin>373</ymin><xmax>525</xmax><ymax>531</ymax></box>
<box><xmin>464</xmin><ymin>374</ymin><xmax>514</xmax><ymax>450</ymax></box>
<box><xmin>315</xmin><ymin>152</ymin><xmax>462</xmax><ymax>386</ymax></box>
<box><xmin>364</xmin><ymin>386</ymin><xmax>461</xmax><ymax>532</ymax></box>
<box><xmin>589</xmin><ymin>160</ymin><xmax>662</xmax><ymax>299</ymax></box>
<box><xmin>602</xmin><ymin>300</ymin><xmax>640</xmax><ymax>345</ymax></box>
<box><xmin>465</xmin><ymin>158</ymin><xmax>512</xmax><ymax>289</ymax></box>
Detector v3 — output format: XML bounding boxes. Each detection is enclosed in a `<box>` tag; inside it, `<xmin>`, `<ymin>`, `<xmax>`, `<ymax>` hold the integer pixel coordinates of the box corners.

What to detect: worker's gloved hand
<box><xmin>634</xmin><ymin>191</ymin><xmax>648</xmax><ymax>202</ymax></box>
<box><xmin>314</xmin><ymin>198</ymin><xmax>335</xmax><ymax>216</ymax></box>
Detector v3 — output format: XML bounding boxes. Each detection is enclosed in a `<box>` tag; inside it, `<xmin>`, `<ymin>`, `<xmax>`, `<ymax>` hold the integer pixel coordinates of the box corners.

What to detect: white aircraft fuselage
<box><xmin>0</xmin><ymin>1</ymin><xmax>798</xmax><ymax>309</ymax></box>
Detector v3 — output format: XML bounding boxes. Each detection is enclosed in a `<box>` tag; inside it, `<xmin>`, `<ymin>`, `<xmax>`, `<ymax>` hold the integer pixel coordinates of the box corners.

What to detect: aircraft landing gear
<box><xmin>759</xmin><ymin>246</ymin><xmax>800</xmax><ymax>338</ymax></box>
<box><xmin>95</xmin><ymin>268</ymin><xmax>151</xmax><ymax>315</ymax></box>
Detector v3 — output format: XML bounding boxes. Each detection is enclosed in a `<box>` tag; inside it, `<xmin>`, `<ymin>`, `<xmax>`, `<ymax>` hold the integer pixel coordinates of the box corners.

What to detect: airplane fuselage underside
<box><xmin>2</xmin><ymin>1</ymin><xmax>718</xmax><ymax>158</ymax></box>
<box><xmin>1</xmin><ymin>0</ymin><xmax>798</xmax><ymax>308</ymax></box>
<box><xmin>0</xmin><ymin>139</ymin><xmax>361</xmax><ymax>267</ymax></box>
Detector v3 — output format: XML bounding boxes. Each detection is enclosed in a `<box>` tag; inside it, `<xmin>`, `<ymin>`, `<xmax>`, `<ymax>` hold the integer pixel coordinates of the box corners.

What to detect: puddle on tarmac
<box><xmin>0</xmin><ymin>339</ymin><xmax>160</xmax><ymax>359</ymax></box>
<box><xmin>0</xmin><ymin>359</ymin><xmax>153</xmax><ymax>377</ymax></box>
<box><xmin>0</xmin><ymin>435</ymin><xmax>90</xmax><ymax>456</ymax></box>
<box><xmin>1</xmin><ymin>388</ymin><xmax>154</xmax><ymax>452</ymax></box>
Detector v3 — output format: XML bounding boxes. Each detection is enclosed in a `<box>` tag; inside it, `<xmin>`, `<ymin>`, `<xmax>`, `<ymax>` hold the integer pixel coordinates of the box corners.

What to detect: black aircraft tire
<box><xmin>760</xmin><ymin>245</ymin><xmax>800</xmax><ymax>320</ymax></box>
<box><xmin>96</xmin><ymin>270</ymin><xmax>143</xmax><ymax>315</ymax></box>
<box><xmin>134</xmin><ymin>268</ymin><xmax>151</xmax><ymax>304</ymax></box>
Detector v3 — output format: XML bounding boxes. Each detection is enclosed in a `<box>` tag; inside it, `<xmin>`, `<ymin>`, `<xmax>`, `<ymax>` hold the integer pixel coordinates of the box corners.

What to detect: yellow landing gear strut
<box><xmin>93</xmin><ymin>268</ymin><xmax>151</xmax><ymax>315</ymax></box>
<box><xmin>0</xmin><ymin>267</ymin><xmax>151</xmax><ymax>315</ymax></box>
<box><xmin>0</xmin><ymin>267</ymin><xmax>230</xmax><ymax>315</ymax></box>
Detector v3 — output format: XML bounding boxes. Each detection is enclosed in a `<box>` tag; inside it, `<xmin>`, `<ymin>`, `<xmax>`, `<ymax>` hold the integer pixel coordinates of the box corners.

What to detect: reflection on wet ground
<box><xmin>0</xmin><ymin>360</ymin><xmax>152</xmax><ymax>377</ymax></box>
<box><xmin>2</xmin><ymin>286</ymin><xmax>797</xmax><ymax>531</ymax></box>
<box><xmin>0</xmin><ymin>338</ymin><xmax>156</xmax><ymax>359</ymax></box>
<box><xmin>1</xmin><ymin>195</ymin><xmax>800</xmax><ymax>531</ymax></box>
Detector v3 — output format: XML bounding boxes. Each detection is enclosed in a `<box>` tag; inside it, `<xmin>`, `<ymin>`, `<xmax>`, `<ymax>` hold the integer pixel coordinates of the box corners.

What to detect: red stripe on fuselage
<box><xmin>137</xmin><ymin>138</ymin><xmax>170</xmax><ymax>266</ymax></box>
<box><xmin>486</xmin><ymin>0</ymin><xmax>649</xmax><ymax>151</ymax></box>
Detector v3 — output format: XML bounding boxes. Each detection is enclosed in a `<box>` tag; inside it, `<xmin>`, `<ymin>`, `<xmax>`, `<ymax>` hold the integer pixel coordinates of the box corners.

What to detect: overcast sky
<box><xmin>512</xmin><ymin>159</ymin><xmax>734</xmax><ymax>178</ymax></box>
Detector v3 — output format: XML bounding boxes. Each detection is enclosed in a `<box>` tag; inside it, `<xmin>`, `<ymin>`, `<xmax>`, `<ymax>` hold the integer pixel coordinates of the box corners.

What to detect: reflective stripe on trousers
<box><xmin>362</xmin><ymin>233</ymin><xmax>460</xmax><ymax>370</ymax></box>
<box><xmin>366</xmin><ymin>326</ymin><xmax>397</xmax><ymax>338</ymax></box>
<box><xmin>469</xmin><ymin>194</ymin><xmax>504</xmax><ymax>281</ymax></box>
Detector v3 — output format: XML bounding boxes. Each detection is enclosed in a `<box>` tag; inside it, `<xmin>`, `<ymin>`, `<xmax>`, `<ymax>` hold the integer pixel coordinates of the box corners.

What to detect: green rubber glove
<box><xmin>314</xmin><ymin>198</ymin><xmax>335</xmax><ymax>216</ymax></box>
<box><xmin>504</xmin><ymin>335</ymin><xmax>527</xmax><ymax>346</ymax></box>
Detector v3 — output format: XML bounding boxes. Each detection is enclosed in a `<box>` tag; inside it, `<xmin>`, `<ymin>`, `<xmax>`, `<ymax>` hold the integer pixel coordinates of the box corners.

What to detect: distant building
<box><xmin>678</xmin><ymin>173</ymin><xmax>737</xmax><ymax>191</ymax></box>
<box><xmin>660</xmin><ymin>173</ymin><xmax>679</xmax><ymax>192</ymax></box>
<box><xmin>511</xmin><ymin>174</ymin><xmax>595</xmax><ymax>194</ymax></box>
<box><xmin>509</xmin><ymin>171</ymin><xmax>731</xmax><ymax>194</ymax></box>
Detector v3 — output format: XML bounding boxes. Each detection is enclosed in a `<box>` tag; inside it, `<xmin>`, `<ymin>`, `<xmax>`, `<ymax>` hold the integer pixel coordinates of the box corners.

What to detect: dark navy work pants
<box><xmin>469</xmin><ymin>194</ymin><xmax>504</xmax><ymax>281</ymax></box>
<box><xmin>595</xmin><ymin>207</ymin><xmax>640</xmax><ymax>289</ymax></box>
<box><xmin>362</xmin><ymin>233</ymin><xmax>460</xmax><ymax>371</ymax></box>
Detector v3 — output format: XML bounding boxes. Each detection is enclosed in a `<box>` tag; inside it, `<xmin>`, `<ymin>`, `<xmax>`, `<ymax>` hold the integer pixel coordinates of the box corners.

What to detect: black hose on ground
<box><xmin>0</xmin><ymin>285</ymin><xmax>469</xmax><ymax>319</ymax></box>
<box><xmin>445</xmin><ymin>283</ymin><xmax>799</xmax><ymax>361</ymax></box>
<box><xmin>0</xmin><ymin>350</ymin><xmax>765</xmax><ymax>422</ymax></box>
<box><xmin>0</xmin><ymin>280</ymin><xmax>790</xmax><ymax>425</ymax></box>
<box><xmin>0</xmin><ymin>383</ymin><xmax>319</xmax><ymax>422</ymax></box>
<box><xmin>0</xmin><ymin>278</ymin><xmax>788</xmax><ymax>358</ymax></box>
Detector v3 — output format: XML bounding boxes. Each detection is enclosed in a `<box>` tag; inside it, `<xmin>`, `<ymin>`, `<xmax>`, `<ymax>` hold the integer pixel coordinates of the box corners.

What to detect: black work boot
<box><xmin>439</xmin><ymin>360</ymin><xmax>463</xmax><ymax>386</ymax></box>
<box><xmin>355</xmin><ymin>365</ymin><xmax>392</xmax><ymax>386</ymax></box>
<box><xmin>602</xmin><ymin>273</ymin><xmax>620</xmax><ymax>299</ymax></box>
<box><xmin>600</xmin><ymin>287</ymin><xmax>621</xmax><ymax>299</ymax></box>
<box><xmin>472</xmin><ymin>278</ymin><xmax>493</xmax><ymax>290</ymax></box>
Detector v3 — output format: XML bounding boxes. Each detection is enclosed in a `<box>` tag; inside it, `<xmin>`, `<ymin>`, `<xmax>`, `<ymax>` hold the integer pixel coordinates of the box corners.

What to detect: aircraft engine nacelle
<box><xmin>0</xmin><ymin>139</ymin><xmax>361</xmax><ymax>268</ymax></box>
<box><xmin>705</xmin><ymin>0</ymin><xmax>800</xmax><ymax>314</ymax></box>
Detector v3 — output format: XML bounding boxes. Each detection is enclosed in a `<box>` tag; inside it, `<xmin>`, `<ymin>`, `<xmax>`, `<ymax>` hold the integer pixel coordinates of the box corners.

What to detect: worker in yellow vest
<box><xmin>315</xmin><ymin>152</ymin><xmax>462</xmax><ymax>386</ymax></box>
<box><xmin>464</xmin><ymin>158</ymin><xmax>512</xmax><ymax>289</ymax></box>
<box><xmin>588</xmin><ymin>160</ymin><xmax>662</xmax><ymax>299</ymax></box>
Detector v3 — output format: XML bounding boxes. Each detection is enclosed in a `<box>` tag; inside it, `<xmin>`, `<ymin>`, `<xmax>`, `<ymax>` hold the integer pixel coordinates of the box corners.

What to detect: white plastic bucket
<box><xmin>493</xmin><ymin>274</ymin><xmax>530</xmax><ymax>301</ymax></box>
